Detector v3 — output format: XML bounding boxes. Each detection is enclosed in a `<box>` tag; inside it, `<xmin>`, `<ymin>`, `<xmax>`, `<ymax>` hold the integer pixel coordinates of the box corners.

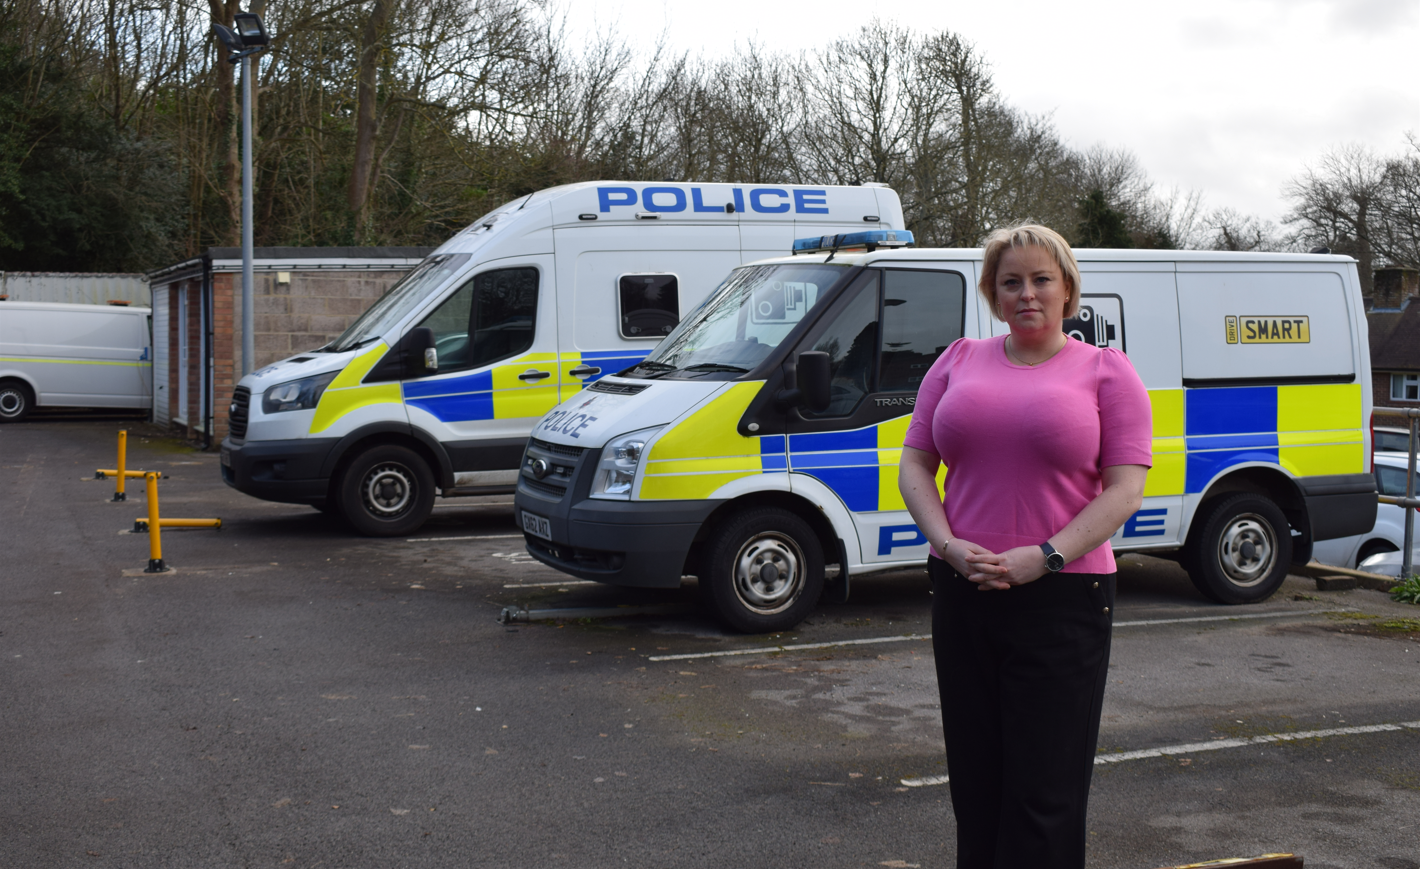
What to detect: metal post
<box><xmin>1405</xmin><ymin>417</ymin><xmax>1417</xmax><ymax>580</ymax></box>
<box><xmin>113</xmin><ymin>430</ymin><xmax>128</xmax><ymax>502</ymax></box>
<box><xmin>144</xmin><ymin>472</ymin><xmax>166</xmax><ymax>573</ymax></box>
<box><xmin>240</xmin><ymin>54</ymin><xmax>255</xmax><ymax>377</ymax></box>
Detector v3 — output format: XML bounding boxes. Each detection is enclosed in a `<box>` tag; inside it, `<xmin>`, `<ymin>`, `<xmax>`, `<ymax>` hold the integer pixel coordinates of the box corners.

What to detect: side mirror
<box><xmin>360</xmin><ymin>327</ymin><xmax>437</xmax><ymax>383</ymax></box>
<box><xmin>774</xmin><ymin>350</ymin><xmax>832</xmax><ymax>413</ymax></box>
<box><xmin>797</xmin><ymin>351</ymin><xmax>831</xmax><ymax>413</ymax></box>
<box><xmin>405</xmin><ymin>327</ymin><xmax>436</xmax><ymax>378</ymax></box>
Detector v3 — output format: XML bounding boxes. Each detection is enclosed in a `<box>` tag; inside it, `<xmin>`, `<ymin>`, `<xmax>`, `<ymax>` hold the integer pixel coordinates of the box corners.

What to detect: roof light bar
<box><xmin>791</xmin><ymin>229</ymin><xmax>914</xmax><ymax>255</ymax></box>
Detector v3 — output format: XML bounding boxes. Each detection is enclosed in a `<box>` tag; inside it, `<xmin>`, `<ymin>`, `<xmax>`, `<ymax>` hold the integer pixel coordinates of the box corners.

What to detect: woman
<box><xmin>898</xmin><ymin>224</ymin><xmax>1152</xmax><ymax>868</ymax></box>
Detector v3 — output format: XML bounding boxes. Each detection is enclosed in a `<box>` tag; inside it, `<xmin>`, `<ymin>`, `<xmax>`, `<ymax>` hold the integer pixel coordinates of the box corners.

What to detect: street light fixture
<box><xmin>211</xmin><ymin>10</ymin><xmax>269</xmax><ymax>378</ymax></box>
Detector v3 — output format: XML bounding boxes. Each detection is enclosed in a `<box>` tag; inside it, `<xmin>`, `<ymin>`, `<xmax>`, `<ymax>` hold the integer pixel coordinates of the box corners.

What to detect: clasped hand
<box><xmin>946</xmin><ymin>541</ymin><xmax>1048</xmax><ymax>591</ymax></box>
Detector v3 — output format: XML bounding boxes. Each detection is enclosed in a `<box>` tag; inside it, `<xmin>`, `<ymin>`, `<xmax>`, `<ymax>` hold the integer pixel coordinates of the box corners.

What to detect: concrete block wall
<box><xmin>252</xmin><ymin>271</ymin><xmax>404</xmax><ymax>370</ymax></box>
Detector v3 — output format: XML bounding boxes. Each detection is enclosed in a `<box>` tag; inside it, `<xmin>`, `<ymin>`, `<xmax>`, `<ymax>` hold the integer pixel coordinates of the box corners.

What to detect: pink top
<box><xmin>903</xmin><ymin>335</ymin><xmax>1153</xmax><ymax>574</ymax></box>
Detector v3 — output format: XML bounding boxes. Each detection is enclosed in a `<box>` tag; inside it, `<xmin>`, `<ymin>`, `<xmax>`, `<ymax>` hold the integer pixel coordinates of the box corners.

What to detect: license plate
<box><xmin>220</xmin><ymin>446</ymin><xmax>231</xmax><ymax>468</ymax></box>
<box><xmin>521</xmin><ymin>510</ymin><xmax>552</xmax><ymax>541</ymax></box>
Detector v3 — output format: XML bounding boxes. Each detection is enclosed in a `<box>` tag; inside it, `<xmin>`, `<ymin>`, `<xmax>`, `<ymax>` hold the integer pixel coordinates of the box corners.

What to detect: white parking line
<box><xmin>503</xmin><ymin>581</ymin><xmax>598</xmax><ymax>588</ymax></box>
<box><xmin>647</xmin><ymin>609</ymin><xmax>1349</xmax><ymax>663</ymax></box>
<box><xmin>648</xmin><ymin>634</ymin><xmax>930</xmax><ymax>662</ymax></box>
<box><xmin>900</xmin><ymin>721</ymin><xmax>1420</xmax><ymax>787</ymax></box>
<box><xmin>1113</xmin><ymin>608</ymin><xmax>1352</xmax><ymax>627</ymax></box>
<box><xmin>402</xmin><ymin>534</ymin><xmax>525</xmax><ymax>543</ymax></box>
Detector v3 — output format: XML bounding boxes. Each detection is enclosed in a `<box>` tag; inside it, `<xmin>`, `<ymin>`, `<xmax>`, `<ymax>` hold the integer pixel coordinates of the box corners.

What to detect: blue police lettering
<box><xmin>749</xmin><ymin>188</ymin><xmax>790</xmax><ymax>213</ymax></box>
<box><xmin>642</xmin><ymin>186</ymin><xmax>687</xmax><ymax>212</ymax></box>
<box><xmin>794</xmin><ymin>189</ymin><xmax>828</xmax><ymax>214</ymax></box>
<box><xmin>1122</xmin><ymin>508</ymin><xmax>1167</xmax><ymax>538</ymax></box>
<box><xmin>878</xmin><ymin>524</ymin><xmax>927</xmax><ymax>556</ymax></box>
<box><xmin>598</xmin><ymin>187</ymin><xmax>637</xmax><ymax>212</ymax></box>
<box><xmin>595</xmin><ymin>185</ymin><xmax>831</xmax><ymax>215</ymax></box>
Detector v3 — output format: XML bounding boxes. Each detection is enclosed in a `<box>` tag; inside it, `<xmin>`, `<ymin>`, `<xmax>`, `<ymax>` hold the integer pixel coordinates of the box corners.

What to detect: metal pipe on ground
<box><xmin>133</xmin><ymin>518</ymin><xmax>222</xmax><ymax>531</ymax></box>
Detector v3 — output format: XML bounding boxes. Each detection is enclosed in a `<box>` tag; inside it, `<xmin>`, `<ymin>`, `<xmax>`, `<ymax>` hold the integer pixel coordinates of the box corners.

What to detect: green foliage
<box><xmin>1075</xmin><ymin>189</ymin><xmax>1133</xmax><ymax>248</ymax></box>
<box><xmin>1391</xmin><ymin>574</ymin><xmax>1420</xmax><ymax>605</ymax></box>
<box><xmin>0</xmin><ymin>26</ymin><xmax>182</xmax><ymax>271</ymax></box>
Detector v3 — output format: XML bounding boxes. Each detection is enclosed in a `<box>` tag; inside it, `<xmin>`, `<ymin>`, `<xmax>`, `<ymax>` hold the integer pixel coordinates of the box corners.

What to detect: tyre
<box><xmin>336</xmin><ymin>445</ymin><xmax>435</xmax><ymax>537</ymax></box>
<box><xmin>699</xmin><ymin>507</ymin><xmax>825</xmax><ymax>633</ymax></box>
<box><xmin>1356</xmin><ymin>539</ymin><xmax>1398</xmax><ymax>568</ymax></box>
<box><xmin>1185</xmin><ymin>493</ymin><xmax>1293</xmax><ymax>604</ymax></box>
<box><xmin>0</xmin><ymin>380</ymin><xmax>34</xmax><ymax>423</ymax></box>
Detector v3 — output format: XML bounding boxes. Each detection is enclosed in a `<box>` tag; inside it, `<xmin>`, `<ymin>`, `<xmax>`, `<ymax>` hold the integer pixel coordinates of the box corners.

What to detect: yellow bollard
<box><xmin>143</xmin><ymin>472</ymin><xmax>166</xmax><ymax>572</ymax></box>
<box><xmin>113</xmin><ymin>430</ymin><xmax>129</xmax><ymax>501</ymax></box>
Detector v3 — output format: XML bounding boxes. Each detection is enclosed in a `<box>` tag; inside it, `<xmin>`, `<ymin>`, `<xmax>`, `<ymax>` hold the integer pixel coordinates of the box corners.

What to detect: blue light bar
<box><xmin>792</xmin><ymin>229</ymin><xmax>914</xmax><ymax>254</ymax></box>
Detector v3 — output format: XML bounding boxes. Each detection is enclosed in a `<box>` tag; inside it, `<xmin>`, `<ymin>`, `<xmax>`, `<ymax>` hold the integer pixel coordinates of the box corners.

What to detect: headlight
<box><xmin>262</xmin><ymin>371</ymin><xmax>339</xmax><ymax>414</ymax></box>
<box><xmin>590</xmin><ymin>427</ymin><xmax>661</xmax><ymax>500</ymax></box>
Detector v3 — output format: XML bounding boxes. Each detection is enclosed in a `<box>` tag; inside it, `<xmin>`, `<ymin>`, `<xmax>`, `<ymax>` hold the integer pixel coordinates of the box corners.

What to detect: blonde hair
<box><xmin>978</xmin><ymin>223</ymin><xmax>1082</xmax><ymax>321</ymax></box>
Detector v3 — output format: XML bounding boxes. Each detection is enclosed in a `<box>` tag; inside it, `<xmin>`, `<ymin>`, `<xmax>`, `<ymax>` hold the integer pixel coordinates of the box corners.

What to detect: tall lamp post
<box><xmin>213</xmin><ymin>12</ymin><xmax>269</xmax><ymax>377</ymax></box>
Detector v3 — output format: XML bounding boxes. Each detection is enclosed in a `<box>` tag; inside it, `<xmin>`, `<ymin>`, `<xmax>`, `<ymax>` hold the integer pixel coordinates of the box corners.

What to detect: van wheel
<box><xmin>699</xmin><ymin>508</ymin><xmax>824</xmax><ymax>633</ymax></box>
<box><xmin>337</xmin><ymin>445</ymin><xmax>435</xmax><ymax>537</ymax></box>
<box><xmin>0</xmin><ymin>381</ymin><xmax>34</xmax><ymax>423</ymax></box>
<box><xmin>1186</xmin><ymin>493</ymin><xmax>1293</xmax><ymax>604</ymax></box>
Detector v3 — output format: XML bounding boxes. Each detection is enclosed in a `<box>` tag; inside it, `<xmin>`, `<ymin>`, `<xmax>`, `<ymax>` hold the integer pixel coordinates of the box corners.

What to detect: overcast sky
<box><xmin>559</xmin><ymin>0</ymin><xmax>1419</xmax><ymax>227</ymax></box>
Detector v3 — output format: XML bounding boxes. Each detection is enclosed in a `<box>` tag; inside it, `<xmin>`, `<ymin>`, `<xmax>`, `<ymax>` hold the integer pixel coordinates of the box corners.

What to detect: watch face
<box><xmin>1046</xmin><ymin>552</ymin><xmax>1066</xmax><ymax>571</ymax></box>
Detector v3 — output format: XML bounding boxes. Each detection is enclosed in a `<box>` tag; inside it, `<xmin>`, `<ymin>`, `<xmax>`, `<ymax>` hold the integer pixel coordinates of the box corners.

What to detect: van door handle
<box><xmin>568</xmin><ymin>365</ymin><xmax>602</xmax><ymax>378</ymax></box>
<box><xmin>517</xmin><ymin>369</ymin><xmax>551</xmax><ymax>382</ymax></box>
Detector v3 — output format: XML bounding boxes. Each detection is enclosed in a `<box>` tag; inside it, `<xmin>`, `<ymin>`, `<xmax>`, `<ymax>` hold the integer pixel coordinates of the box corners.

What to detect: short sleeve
<box><xmin>1097</xmin><ymin>348</ymin><xmax>1153</xmax><ymax>468</ymax></box>
<box><xmin>902</xmin><ymin>338</ymin><xmax>966</xmax><ymax>459</ymax></box>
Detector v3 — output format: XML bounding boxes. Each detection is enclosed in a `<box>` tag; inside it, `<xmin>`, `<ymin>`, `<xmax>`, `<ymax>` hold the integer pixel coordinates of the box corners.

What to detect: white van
<box><xmin>513</xmin><ymin>235</ymin><xmax>1379</xmax><ymax>631</ymax></box>
<box><xmin>220</xmin><ymin>181</ymin><xmax>904</xmax><ymax>534</ymax></box>
<box><xmin>0</xmin><ymin>301</ymin><xmax>153</xmax><ymax>422</ymax></box>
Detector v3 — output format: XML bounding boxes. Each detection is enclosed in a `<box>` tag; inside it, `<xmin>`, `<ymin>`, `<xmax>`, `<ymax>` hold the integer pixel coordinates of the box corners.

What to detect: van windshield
<box><xmin>631</xmin><ymin>263</ymin><xmax>850</xmax><ymax>378</ymax></box>
<box><xmin>330</xmin><ymin>254</ymin><xmax>471</xmax><ymax>352</ymax></box>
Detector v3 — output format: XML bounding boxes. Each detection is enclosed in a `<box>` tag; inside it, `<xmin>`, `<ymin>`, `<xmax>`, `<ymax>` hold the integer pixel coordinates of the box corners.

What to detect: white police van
<box><xmin>220</xmin><ymin>182</ymin><xmax>903</xmax><ymax>534</ymax></box>
<box><xmin>514</xmin><ymin>232</ymin><xmax>1378</xmax><ymax>631</ymax></box>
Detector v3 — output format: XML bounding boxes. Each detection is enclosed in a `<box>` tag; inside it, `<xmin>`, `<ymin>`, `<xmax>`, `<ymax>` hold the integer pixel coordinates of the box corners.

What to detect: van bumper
<box><xmin>514</xmin><ymin>484</ymin><xmax>720</xmax><ymax>588</ymax></box>
<box><xmin>1299</xmin><ymin>473</ymin><xmax>1379</xmax><ymax>541</ymax></box>
<box><xmin>220</xmin><ymin>436</ymin><xmax>339</xmax><ymax>505</ymax></box>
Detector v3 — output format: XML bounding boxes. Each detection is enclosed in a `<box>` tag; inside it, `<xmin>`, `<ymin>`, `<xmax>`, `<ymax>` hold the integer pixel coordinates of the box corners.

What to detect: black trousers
<box><xmin>929</xmin><ymin>557</ymin><xmax>1115</xmax><ymax>869</ymax></box>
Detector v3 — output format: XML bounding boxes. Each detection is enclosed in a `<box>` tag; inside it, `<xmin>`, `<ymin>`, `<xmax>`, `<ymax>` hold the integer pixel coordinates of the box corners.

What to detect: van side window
<box><xmin>619</xmin><ymin>274</ymin><xmax>679</xmax><ymax>338</ymax></box>
<box><xmin>417</xmin><ymin>267</ymin><xmax>538</xmax><ymax>373</ymax></box>
<box><xmin>878</xmin><ymin>270</ymin><xmax>965</xmax><ymax>393</ymax></box>
<box><xmin>804</xmin><ymin>276</ymin><xmax>880</xmax><ymax>417</ymax></box>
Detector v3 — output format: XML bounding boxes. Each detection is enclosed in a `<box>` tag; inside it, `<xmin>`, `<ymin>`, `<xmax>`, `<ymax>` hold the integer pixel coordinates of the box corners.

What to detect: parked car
<box><xmin>1373</xmin><ymin>426</ymin><xmax>1412</xmax><ymax>453</ymax></box>
<box><xmin>1312</xmin><ymin>452</ymin><xmax>1419</xmax><ymax>569</ymax></box>
<box><xmin>1357</xmin><ymin>547</ymin><xmax>1420</xmax><ymax>578</ymax></box>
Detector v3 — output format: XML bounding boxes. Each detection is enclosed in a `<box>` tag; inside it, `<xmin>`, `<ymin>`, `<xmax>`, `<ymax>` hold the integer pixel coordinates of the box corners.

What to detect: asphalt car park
<box><xmin>3</xmin><ymin>419</ymin><xmax>1419</xmax><ymax>868</ymax></box>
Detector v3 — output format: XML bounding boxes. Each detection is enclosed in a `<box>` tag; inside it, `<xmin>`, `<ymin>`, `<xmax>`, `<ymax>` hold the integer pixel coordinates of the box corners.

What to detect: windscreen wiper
<box><xmin>631</xmin><ymin>360</ymin><xmax>676</xmax><ymax>371</ymax></box>
<box><xmin>679</xmin><ymin>363</ymin><xmax>750</xmax><ymax>373</ymax></box>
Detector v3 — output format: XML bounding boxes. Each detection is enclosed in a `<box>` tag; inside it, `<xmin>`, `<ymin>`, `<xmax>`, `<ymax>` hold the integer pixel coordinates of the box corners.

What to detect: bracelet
<box><xmin>941</xmin><ymin>538</ymin><xmax>952</xmax><ymax>555</ymax></box>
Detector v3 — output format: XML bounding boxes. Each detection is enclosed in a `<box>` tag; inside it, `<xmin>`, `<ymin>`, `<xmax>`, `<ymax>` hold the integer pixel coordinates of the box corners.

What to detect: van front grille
<box><xmin>229</xmin><ymin>386</ymin><xmax>251</xmax><ymax>440</ymax></box>
<box><xmin>520</xmin><ymin>439</ymin><xmax>586</xmax><ymax>501</ymax></box>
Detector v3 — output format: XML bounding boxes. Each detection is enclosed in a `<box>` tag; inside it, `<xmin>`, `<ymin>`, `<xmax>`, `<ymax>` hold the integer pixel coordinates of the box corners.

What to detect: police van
<box><xmin>513</xmin><ymin>233</ymin><xmax>1378</xmax><ymax>632</ymax></box>
<box><xmin>220</xmin><ymin>182</ymin><xmax>903</xmax><ymax>534</ymax></box>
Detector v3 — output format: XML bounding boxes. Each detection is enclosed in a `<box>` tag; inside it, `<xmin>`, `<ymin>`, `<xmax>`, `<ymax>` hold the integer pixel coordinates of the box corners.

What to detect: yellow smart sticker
<box><xmin>1239</xmin><ymin>316</ymin><xmax>1309</xmax><ymax>344</ymax></box>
